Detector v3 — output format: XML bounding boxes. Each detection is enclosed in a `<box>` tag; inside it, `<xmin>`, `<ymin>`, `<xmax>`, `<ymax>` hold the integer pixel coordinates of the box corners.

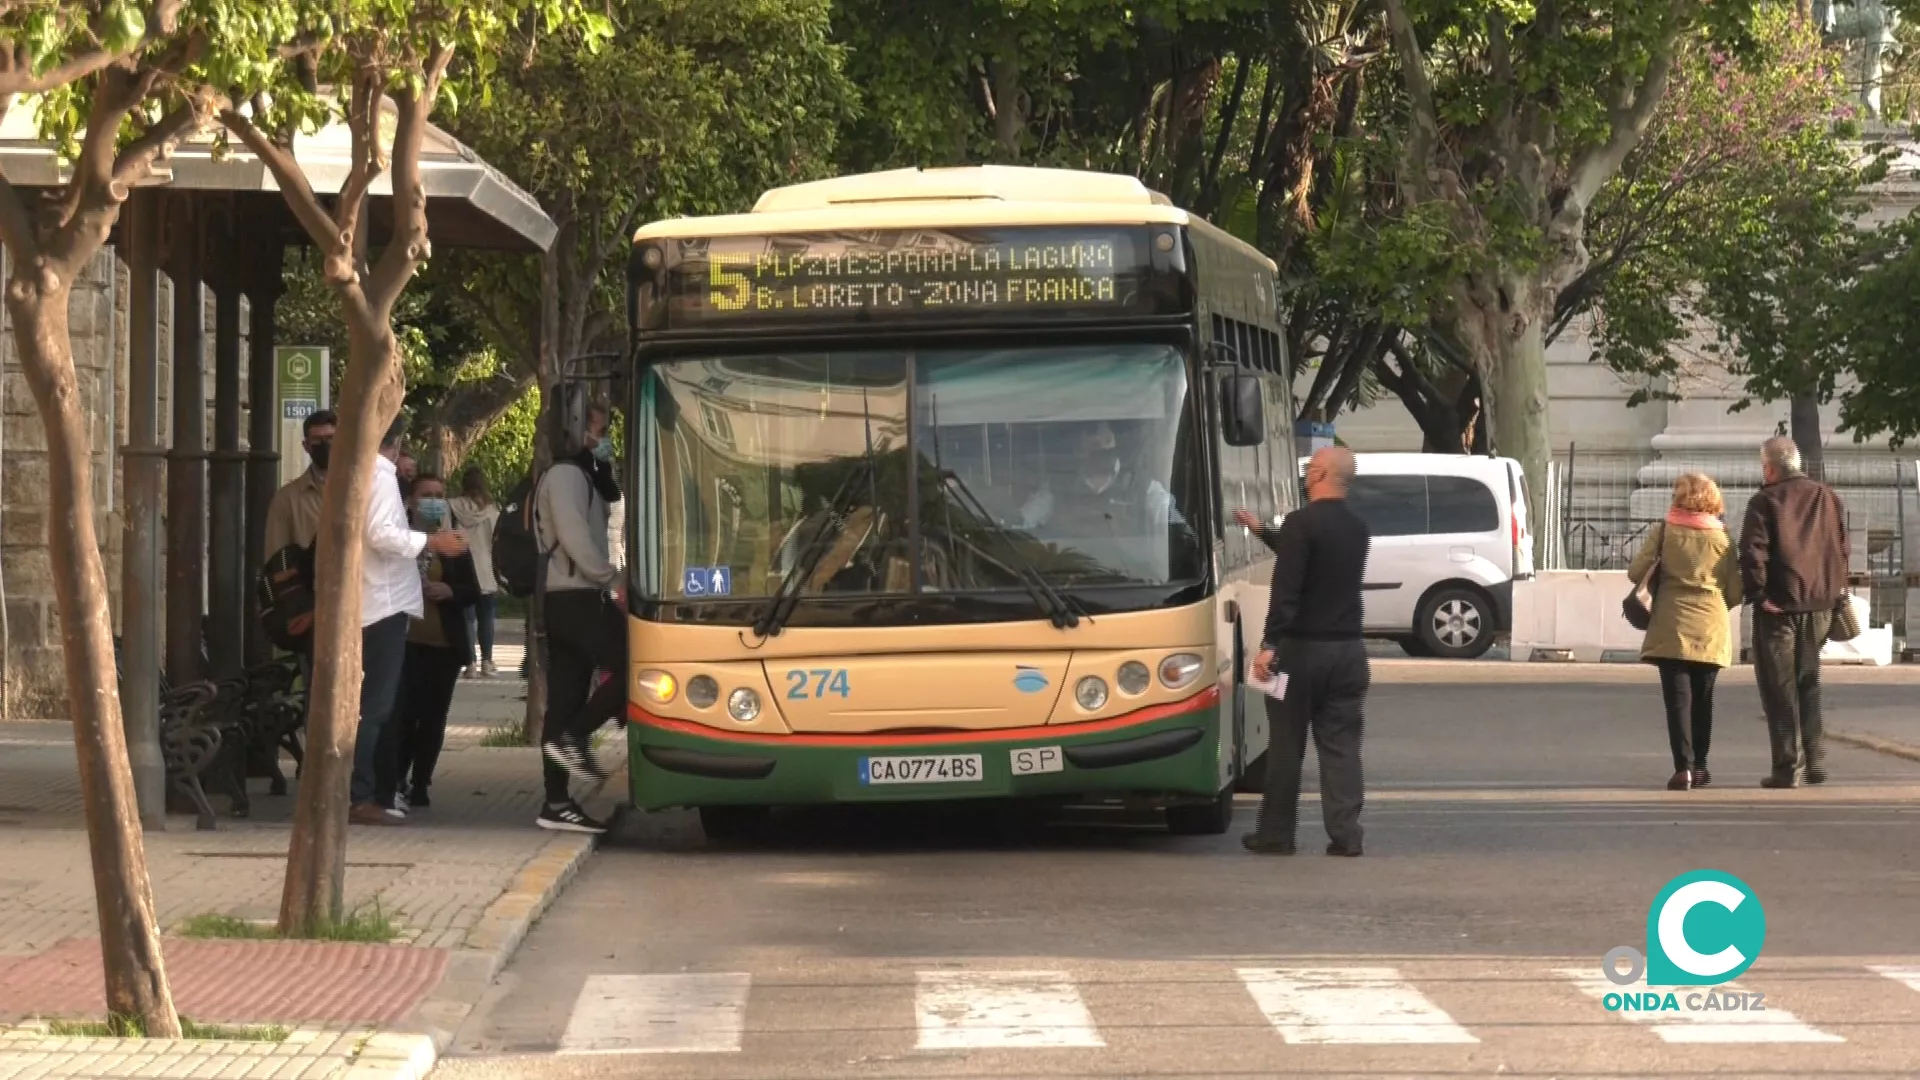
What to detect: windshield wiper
<box><xmin>752</xmin><ymin>458</ymin><xmax>875</xmax><ymax>639</ymax></box>
<box><xmin>935</xmin><ymin>467</ymin><xmax>1081</xmax><ymax>630</ymax></box>
<box><xmin>755</xmin><ymin>389</ymin><xmax>884</xmax><ymax>639</ymax></box>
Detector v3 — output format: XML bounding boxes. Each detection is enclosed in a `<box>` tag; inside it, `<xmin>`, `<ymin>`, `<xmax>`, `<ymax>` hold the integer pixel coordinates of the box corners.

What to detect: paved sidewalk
<box><xmin>0</xmin><ymin>623</ymin><xmax>625</xmax><ymax>1079</ymax></box>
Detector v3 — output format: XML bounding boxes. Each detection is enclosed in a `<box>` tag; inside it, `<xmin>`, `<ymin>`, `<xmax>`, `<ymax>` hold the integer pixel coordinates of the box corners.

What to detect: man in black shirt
<box><xmin>1236</xmin><ymin>446</ymin><xmax>1372</xmax><ymax>857</ymax></box>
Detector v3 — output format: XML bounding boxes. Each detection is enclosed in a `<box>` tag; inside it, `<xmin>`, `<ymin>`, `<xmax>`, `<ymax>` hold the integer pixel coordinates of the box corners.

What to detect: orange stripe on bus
<box><xmin>628</xmin><ymin>685</ymin><xmax>1221</xmax><ymax>747</ymax></box>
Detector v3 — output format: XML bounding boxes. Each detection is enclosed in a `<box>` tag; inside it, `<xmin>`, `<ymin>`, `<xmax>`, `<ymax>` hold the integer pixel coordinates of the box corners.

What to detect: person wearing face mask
<box><xmin>1017</xmin><ymin>420</ymin><xmax>1182</xmax><ymax>534</ymax></box>
<box><xmin>264</xmin><ymin>410</ymin><xmax>336</xmax><ymax>558</ymax></box>
<box><xmin>261</xmin><ymin>411</ymin><xmax>337</xmax><ymax>681</ymax></box>
<box><xmin>375</xmin><ymin>473</ymin><xmax>482</xmax><ymax>817</ymax></box>
<box><xmin>531</xmin><ymin>400</ymin><xmax>625</xmax><ymax>833</ymax></box>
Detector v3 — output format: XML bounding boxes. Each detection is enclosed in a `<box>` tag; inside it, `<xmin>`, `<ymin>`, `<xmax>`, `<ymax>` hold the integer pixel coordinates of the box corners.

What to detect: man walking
<box><xmin>351</xmin><ymin>420</ymin><xmax>468</xmax><ymax>826</ymax></box>
<box><xmin>1740</xmin><ymin>435</ymin><xmax>1849</xmax><ymax>788</ymax></box>
<box><xmin>1239</xmin><ymin>445</ymin><xmax>1372</xmax><ymax>857</ymax></box>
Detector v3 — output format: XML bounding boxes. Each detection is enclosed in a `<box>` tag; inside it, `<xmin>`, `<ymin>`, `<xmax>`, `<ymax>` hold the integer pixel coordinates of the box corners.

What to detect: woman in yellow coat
<box><xmin>1627</xmin><ymin>472</ymin><xmax>1744</xmax><ymax>791</ymax></box>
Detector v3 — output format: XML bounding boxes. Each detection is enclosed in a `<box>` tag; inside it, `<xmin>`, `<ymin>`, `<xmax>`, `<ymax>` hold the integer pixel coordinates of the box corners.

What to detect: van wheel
<box><xmin>1416</xmin><ymin>587</ymin><xmax>1495</xmax><ymax>659</ymax></box>
<box><xmin>1166</xmin><ymin>787</ymin><xmax>1235</xmax><ymax>835</ymax></box>
<box><xmin>698</xmin><ymin>805</ymin><xmax>770</xmax><ymax>844</ymax></box>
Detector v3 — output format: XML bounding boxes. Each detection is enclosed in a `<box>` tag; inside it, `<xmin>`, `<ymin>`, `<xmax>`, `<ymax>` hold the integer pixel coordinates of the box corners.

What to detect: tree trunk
<box><xmin>279</xmin><ymin>312</ymin><xmax>405</xmax><ymax>933</ymax></box>
<box><xmin>4</xmin><ymin>279</ymin><xmax>181</xmax><ymax>1037</ymax></box>
<box><xmin>1487</xmin><ymin>311</ymin><xmax>1552</xmax><ymax>560</ymax></box>
<box><xmin>1459</xmin><ymin>280</ymin><xmax>1552</xmax><ymax>558</ymax></box>
<box><xmin>1790</xmin><ymin>392</ymin><xmax>1824</xmax><ymax>482</ymax></box>
<box><xmin>523</xmin><ymin>242</ymin><xmax>564</xmax><ymax>746</ymax></box>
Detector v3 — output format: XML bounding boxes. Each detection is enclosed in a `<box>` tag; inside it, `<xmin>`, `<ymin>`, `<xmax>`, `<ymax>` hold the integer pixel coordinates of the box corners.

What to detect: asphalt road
<box><xmin>438</xmin><ymin>663</ymin><xmax>1920</xmax><ymax>1079</ymax></box>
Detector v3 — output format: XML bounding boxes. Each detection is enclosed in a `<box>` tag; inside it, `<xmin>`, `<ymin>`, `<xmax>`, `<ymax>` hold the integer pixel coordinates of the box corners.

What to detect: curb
<box><xmin>1830</xmin><ymin>728</ymin><xmax>1920</xmax><ymax>763</ymax></box>
<box><xmin>400</xmin><ymin>780</ymin><xmax>629</xmax><ymax>1065</ymax></box>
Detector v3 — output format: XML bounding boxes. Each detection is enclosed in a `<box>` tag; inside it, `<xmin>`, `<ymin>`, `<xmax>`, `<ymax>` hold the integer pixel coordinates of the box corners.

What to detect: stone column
<box><xmin>207</xmin><ymin>209</ymin><xmax>246</xmax><ymax>678</ymax></box>
<box><xmin>244</xmin><ymin>236</ymin><xmax>285</xmax><ymax>666</ymax></box>
<box><xmin>165</xmin><ymin>195</ymin><xmax>207</xmax><ymax>686</ymax></box>
<box><xmin>120</xmin><ymin>192</ymin><xmax>168</xmax><ymax>825</ymax></box>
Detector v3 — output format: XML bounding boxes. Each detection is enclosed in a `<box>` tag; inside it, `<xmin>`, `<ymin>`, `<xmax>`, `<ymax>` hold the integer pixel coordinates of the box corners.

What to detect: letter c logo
<box><xmin>1645</xmin><ymin>870</ymin><xmax>1765</xmax><ymax>986</ymax></box>
<box><xmin>1658</xmin><ymin>880</ymin><xmax>1747</xmax><ymax>978</ymax></box>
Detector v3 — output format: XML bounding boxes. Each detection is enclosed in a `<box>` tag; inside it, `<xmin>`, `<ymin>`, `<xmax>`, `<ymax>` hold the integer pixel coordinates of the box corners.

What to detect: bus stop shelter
<box><xmin>0</xmin><ymin>103</ymin><xmax>556</xmax><ymax>825</ymax></box>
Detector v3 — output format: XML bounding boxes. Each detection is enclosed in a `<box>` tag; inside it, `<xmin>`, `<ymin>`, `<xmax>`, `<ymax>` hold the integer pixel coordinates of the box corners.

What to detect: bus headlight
<box><xmin>727</xmin><ymin>687</ymin><xmax>762</xmax><ymax>723</ymax></box>
<box><xmin>1075</xmin><ymin>675</ymin><xmax>1109</xmax><ymax>711</ymax></box>
<box><xmin>637</xmin><ymin>669</ymin><xmax>678</xmax><ymax>705</ymax></box>
<box><xmin>686</xmin><ymin>675</ymin><xmax>720</xmax><ymax>709</ymax></box>
<box><xmin>1159</xmin><ymin>653</ymin><xmax>1204</xmax><ymax>690</ymax></box>
<box><xmin>1117</xmin><ymin>661</ymin><xmax>1152</xmax><ymax>696</ymax></box>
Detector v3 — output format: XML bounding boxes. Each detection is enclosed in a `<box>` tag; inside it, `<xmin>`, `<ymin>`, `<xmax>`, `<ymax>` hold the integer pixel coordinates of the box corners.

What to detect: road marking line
<box><xmin>914</xmin><ymin>969</ymin><xmax>1104</xmax><ymax>1049</ymax></box>
<box><xmin>1557</xmin><ymin>970</ymin><xmax>1844</xmax><ymax>1044</ymax></box>
<box><xmin>1870</xmin><ymin>965</ymin><xmax>1920</xmax><ymax>995</ymax></box>
<box><xmin>1235</xmin><ymin>966</ymin><xmax>1479</xmax><ymax>1044</ymax></box>
<box><xmin>558</xmin><ymin>972</ymin><xmax>749</xmax><ymax>1054</ymax></box>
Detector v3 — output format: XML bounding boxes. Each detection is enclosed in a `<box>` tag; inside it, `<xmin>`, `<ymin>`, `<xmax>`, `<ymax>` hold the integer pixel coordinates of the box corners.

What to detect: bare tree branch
<box><xmin>0</xmin><ymin>173</ymin><xmax>42</xmax><ymax>262</ymax></box>
<box><xmin>221</xmin><ymin>107</ymin><xmax>352</xmax><ymax>283</ymax></box>
<box><xmin>1383</xmin><ymin>0</ymin><xmax>1440</xmax><ymax>195</ymax></box>
<box><xmin>112</xmin><ymin>89</ymin><xmax>213</xmax><ymax>187</ymax></box>
<box><xmin>367</xmin><ymin>44</ymin><xmax>454</xmax><ymax>314</ymax></box>
<box><xmin>1567</xmin><ymin>30</ymin><xmax>1681</xmax><ymax>210</ymax></box>
<box><xmin>332</xmin><ymin>73</ymin><xmax>386</xmax><ymax>255</ymax></box>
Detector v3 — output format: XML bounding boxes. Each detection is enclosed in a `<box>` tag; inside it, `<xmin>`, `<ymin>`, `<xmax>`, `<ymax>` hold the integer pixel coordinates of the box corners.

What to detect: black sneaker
<box><xmin>1241</xmin><ymin>833</ymin><xmax>1296</xmax><ymax>855</ymax></box>
<box><xmin>1691</xmin><ymin>767</ymin><xmax>1712</xmax><ymax>789</ymax></box>
<box><xmin>408</xmin><ymin>785</ymin><xmax>431</xmax><ymax>808</ymax></box>
<box><xmin>536</xmin><ymin>801</ymin><xmax>608</xmax><ymax>834</ymax></box>
<box><xmin>1805</xmin><ymin>766</ymin><xmax>1828</xmax><ymax>785</ymax></box>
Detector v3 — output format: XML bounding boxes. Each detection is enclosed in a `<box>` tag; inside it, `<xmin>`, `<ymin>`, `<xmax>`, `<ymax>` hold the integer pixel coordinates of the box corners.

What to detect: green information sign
<box><xmin>275</xmin><ymin>346</ymin><xmax>329</xmax><ymax>485</ymax></box>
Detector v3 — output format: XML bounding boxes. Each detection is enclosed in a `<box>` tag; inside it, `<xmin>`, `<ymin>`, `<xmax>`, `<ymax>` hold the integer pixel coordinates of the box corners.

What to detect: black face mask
<box><xmin>308</xmin><ymin>440</ymin><xmax>331</xmax><ymax>472</ymax></box>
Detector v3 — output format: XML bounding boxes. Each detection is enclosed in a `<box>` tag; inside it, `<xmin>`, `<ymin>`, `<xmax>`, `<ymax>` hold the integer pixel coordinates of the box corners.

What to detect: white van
<box><xmin>1297</xmin><ymin>453</ymin><xmax>1535</xmax><ymax>658</ymax></box>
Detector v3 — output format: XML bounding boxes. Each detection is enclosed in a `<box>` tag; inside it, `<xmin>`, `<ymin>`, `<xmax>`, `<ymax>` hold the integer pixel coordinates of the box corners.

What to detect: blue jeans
<box><xmin>351</xmin><ymin>613</ymin><xmax>412</xmax><ymax>805</ymax></box>
<box><xmin>465</xmin><ymin>594</ymin><xmax>497</xmax><ymax>666</ymax></box>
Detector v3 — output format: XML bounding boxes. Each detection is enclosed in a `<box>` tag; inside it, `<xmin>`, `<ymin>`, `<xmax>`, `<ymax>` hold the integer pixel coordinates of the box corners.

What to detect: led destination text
<box><xmin>676</xmin><ymin>231</ymin><xmax>1150</xmax><ymax>322</ymax></box>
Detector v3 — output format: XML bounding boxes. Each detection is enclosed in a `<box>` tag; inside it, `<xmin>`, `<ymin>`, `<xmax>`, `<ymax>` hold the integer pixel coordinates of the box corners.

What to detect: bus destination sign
<box><xmin>650</xmin><ymin>227</ymin><xmax>1180</xmax><ymax>328</ymax></box>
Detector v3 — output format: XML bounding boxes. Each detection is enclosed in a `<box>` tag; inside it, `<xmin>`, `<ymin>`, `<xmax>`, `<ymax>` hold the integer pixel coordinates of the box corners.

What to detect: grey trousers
<box><xmin>1752</xmin><ymin>608</ymin><xmax>1831</xmax><ymax>779</ymax></box>
<box><xmin>1254</xmin><ymin>638</ymin><xmax>1370</xmax><ymax>849</ymax></box>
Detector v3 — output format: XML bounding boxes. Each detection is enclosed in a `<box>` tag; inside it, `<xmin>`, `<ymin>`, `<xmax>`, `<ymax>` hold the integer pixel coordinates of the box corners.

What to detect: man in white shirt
<box><xmin>351</xmin><ymin>420</ymin><xmax>467</xmax><ymax>826</ymax></box>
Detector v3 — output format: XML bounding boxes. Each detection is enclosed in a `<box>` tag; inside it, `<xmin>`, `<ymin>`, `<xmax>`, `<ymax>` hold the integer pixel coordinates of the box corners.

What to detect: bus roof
<box><xmin>632</xmin><ymin>165</ymin><xmax>1275</xmax><ymax>274</ymax></box>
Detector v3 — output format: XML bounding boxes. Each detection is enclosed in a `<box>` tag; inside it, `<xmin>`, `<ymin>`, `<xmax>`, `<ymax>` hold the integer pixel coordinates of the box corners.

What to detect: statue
<box><xmin>1814</xmin><ymin>0</ymin><xmax>1901</xmax><ymax>121</ymax></box>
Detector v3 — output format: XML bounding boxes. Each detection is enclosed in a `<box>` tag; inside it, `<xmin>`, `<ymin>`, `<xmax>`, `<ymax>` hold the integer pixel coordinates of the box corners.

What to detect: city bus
<box><xmin>618</xmin><ymin>165</ymin><xmax>1299</xmax><ymax>840</ymax></box>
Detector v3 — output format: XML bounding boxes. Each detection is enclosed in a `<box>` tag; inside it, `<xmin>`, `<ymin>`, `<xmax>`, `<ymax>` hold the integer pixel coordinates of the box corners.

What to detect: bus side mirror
<box><xmin>1220</xmin><ymin>372</ymin><xmax>1264</xmax><ymax>447</ymax></box>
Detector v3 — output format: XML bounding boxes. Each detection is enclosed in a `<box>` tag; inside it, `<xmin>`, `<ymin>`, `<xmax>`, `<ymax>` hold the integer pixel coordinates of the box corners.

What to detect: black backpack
<box><xmin>256</xmin><ymin>542</ymin><xmax>317</xmax><ymax>653</ymax></box>
<box><xmin>492</xmin><ymin>473</ymin><xmax>546</xmax><ymax>598</ymax></box>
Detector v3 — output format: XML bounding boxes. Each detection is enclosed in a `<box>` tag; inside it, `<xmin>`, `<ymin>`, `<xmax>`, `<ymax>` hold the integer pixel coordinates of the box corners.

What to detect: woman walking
<box><xmin>1628</xmin><ymin>472</ymin><xmax>1743</xmax><ymax>791</ymax></box>
<box><xmin>451</xmin><ymin>466</ymin><xmax>502</xmax><ymax>678</ymax></box>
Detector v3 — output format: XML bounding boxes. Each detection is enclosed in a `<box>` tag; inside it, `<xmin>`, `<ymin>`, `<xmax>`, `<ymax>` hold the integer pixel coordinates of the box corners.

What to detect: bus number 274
<box><xmin>785</xmin><ymin>669</ymin><xmax>851</xmax><ymax>700</ymax></box>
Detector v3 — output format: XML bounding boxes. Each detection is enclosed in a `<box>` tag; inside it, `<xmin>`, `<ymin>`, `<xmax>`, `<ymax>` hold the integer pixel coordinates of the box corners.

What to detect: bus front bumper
<box><xmin>626</xmin><ymin>689</ymin><xmax>1223</xmax><ymax>810</ymax></box>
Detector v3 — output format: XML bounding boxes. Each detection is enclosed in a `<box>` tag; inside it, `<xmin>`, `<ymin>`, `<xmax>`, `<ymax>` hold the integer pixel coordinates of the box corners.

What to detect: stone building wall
<box><xmin>0</xmin><ymin>244</ymin><xmax>255</xmax><ymax>719</ymax></box>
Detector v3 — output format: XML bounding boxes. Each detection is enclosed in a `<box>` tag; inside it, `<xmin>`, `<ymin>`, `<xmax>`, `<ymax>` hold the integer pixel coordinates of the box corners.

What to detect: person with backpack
<box><xmin>529</xmin><ymin>400</ymin><xmax>624</xmax><ymax>834</ymax></box>
<box><xmin>450</xmin><ymin>467</ymin><xmax>502</xmax><ymax>678</ymax></box>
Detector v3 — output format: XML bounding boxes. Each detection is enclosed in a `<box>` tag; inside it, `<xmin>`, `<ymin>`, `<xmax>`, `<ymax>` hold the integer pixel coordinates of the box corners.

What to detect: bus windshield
<box><xmin>635</xmin><ymin>344</ymin><xmax>1204</xmax><ymax>609</ymax></box>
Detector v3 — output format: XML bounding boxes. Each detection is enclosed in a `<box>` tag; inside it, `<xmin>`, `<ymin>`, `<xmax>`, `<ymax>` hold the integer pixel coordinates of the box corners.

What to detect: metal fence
<box><xmin>1544</xmin><ymin>447</ymin><xmax>1918</xmax><ymax>638</ymax></box>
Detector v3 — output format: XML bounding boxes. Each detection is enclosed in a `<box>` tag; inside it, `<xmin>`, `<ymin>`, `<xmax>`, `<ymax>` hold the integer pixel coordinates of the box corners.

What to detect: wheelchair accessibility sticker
<box><xmin>684</xmin><ymin>566</ymin><xmax>731</xmax><ymax>597</ymax></box>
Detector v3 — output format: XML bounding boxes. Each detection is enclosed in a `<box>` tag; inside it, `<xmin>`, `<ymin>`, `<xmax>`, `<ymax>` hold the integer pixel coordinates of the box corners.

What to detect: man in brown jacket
<box><xmin>1739</xmin><ymin>435</ymin><xmax>1849</xmax><ymax>788</ymax></box>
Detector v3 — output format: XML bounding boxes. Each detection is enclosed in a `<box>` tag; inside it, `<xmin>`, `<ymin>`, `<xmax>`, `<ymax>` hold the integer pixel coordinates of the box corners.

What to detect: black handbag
<box><xmin>1622</xmin><ymin>524</ymin><xmax>1665</xmax><ymax>632</ymax></box>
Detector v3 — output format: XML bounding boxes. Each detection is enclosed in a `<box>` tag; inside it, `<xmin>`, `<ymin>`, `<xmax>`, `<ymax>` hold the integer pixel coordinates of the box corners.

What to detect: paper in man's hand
<box><xmin>1249</xmin><ymin>666</ymin><xmax>1288</xmax><ymax>701</ymax></box>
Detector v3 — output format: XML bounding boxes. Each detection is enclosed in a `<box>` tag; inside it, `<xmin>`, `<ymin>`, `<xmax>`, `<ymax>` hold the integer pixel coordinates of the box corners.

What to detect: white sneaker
<box><xmin>482</xmin><ymin>661</ymin><xmax>499</xmax><ymax>678</ymax></box>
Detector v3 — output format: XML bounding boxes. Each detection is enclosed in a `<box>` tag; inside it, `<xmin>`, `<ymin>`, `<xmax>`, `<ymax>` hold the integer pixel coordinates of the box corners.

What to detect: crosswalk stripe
<box><xmin>1235</xmin><ymin>966</ymin><xmax>1479</xmax><ymax>1044</ymax></box>
<box><xmin>1869</xmin><ymin>965</ymin><xmax>1920</xmax><ymax>996</ymax></box>
<box><xmin>558</xmin><ymin>972</ymin><xmax>750</xmax><ymax>1054</ymax></box>
<box><xmin>1556</xmin><ymin>969</ymin><xmax>1844</xmax><ymax>1044</ymax></box>
<box><xmin>915</xmin><ymin>969</ymin><xmax>1104</xmax><ymax>1049</ymax></box>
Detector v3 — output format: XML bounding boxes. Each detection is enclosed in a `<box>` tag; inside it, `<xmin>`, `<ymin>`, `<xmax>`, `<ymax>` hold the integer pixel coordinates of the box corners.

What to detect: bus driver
<box><xmin>1017</xmin><ymin>421</ymin><xmax>1183</xmax><ymax>535</ymax></box>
